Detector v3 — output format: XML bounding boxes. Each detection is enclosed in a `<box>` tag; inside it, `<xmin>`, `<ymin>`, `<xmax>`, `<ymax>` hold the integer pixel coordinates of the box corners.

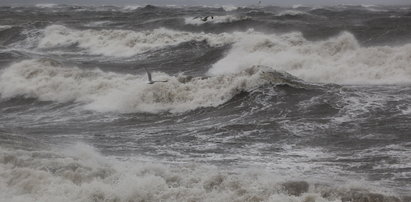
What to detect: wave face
<box><xmin>1</xmin><ymin>4</ymin><xmax>411</xmax><ymax>201</ymax></box>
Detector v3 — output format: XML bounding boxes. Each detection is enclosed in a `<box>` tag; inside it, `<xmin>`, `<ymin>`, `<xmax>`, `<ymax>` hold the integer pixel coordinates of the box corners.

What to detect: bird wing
<box><xmin>144</xmin><ymin>68</ymin><xmax>152</xmax><ymax>82</ymax></box>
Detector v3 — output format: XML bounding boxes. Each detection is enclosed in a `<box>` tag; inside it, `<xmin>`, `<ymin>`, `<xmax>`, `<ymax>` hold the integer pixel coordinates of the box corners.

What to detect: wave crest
<box><xmin>37</xmin><ymin>25</ymin><xmax>233</xmax><ymax>57</ymax></box>
<box><xmin>185</xmin><ymin>15</ymin><xmax>250</xmax><ymax>25</ymax></box>
<box><xmin>0</xmin><ymin>59</ymin><xmax>270</xmax><ymax>113</ymax></box>
<box><xmin>209</xmin><ymin>31</ymin><xmax>411</xmax><ymax>85</ymax></box>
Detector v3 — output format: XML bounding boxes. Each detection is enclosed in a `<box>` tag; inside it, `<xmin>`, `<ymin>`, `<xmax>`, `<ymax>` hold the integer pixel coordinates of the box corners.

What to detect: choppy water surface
<box><xmin>0</xmin><ymin>4</ymin><xmax>411</xmax><ymax>202</ymax></box>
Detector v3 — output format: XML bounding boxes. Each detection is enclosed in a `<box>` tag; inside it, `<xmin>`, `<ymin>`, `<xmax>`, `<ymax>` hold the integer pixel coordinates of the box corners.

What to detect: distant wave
<box><xmin>276</xmin><ymin>10</ymin><xmax>310</xmax><ymax>17</ymax></box>
<box><xmin>222</xmin><ymin>5</ymin><xmax>238</xmax><ymax>11</ymax></box>
<box><xmin>122</xmin><ymin>5</ymin><xmax>143</xmax><ymax>11</ymax></box>
<box><xmin>0</xmin><ymin>25</ymin><xmax>12</xmax><ymax>31</ymax></box>
<box><xmin>82</xmin><ymin>21</ymin><xmax>113</xmax><ymax>27</ymax></box>
<box><xmin>35</xmin><ymin>25</ymin><xmax>234</xmax><ymax>57</ymax></box>
<box><xmin>35</xmin><ymin>4</ymin><xmax>58</xmax><ymax>8</ymax></box>
<box><xmin>361</xmin><ymin>4</ymin><xmax>378</xmax><ymax>8</ymax></box>
<box><xmin>292</xmin><ymin>4</ymin><xmax>306</xmax><ymax>9</ymax></box>
<box><xmin>184</xmin><ymin>15</ymin><xmax>250</xmax><ymax>25</ymax></box>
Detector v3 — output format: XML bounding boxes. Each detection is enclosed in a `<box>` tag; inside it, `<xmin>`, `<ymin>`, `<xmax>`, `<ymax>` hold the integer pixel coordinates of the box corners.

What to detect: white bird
<box><xmin>144</xmin><ymin>68</ymin><xmax>168</xmax><ymax>84</ymax></box>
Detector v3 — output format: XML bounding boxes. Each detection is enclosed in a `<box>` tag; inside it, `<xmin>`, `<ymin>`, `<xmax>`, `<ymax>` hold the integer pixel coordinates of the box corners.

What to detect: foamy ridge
<box><xmin>209</xmin><ymin>31</ymin><xmax>411</xmax><ymax>85</ymax></box>
<box><xmin>185</xmin><ymin>15</ymin><xmax>250</xmax><ymax>25</ymax></box>
<box><xmin>0</xmin><ymin>144</ymin><xmax>402</xmax><ymax>202</ymax></box>
<box><xmin>36</xmin><ymin>25</ymin><xmax>411</xmax><ymax>85</ymax></box>
<box><xmin>0</xmin><ymin>59</ymin><xmax>267</xmax><ymax>113</ymax></box>
<box><xmin>0</xmin><ymin>25</ymin><xmax>12</xmax><ymax>31</ymax></box>
<box><xmin>35</xmin><ymin>3</ymin><xmax>58</xmax><ymax>8</ymax></box>
<box><xmin>122</xmin><ymin>5</ymin><xmax>143</xmax><ymax>10</ymax></box>
<box><xmin>292</xmin><ymin>4</ymin><xmax>306</xmax><ymax>9</ymax></box>
<box><xmin>222</xmin><ymin>5</ymin><xmax>238</xmax><ymax>12</ymax></box>
<box><xmin>277</xmin><ymin>10</ymin><xmax>310</xmax><ymax>17</ymax></box>
<box><xmin>37</xmin><ymin>25</ymin><xmax>234</xmax><ymax>57</ymax></box>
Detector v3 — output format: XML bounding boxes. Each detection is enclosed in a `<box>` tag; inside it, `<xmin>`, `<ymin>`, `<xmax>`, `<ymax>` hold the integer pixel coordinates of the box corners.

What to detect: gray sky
<box><xmin>1</xmin><ymin>0</ymin><xmax>410</xmax><ymax>6</ymax></box>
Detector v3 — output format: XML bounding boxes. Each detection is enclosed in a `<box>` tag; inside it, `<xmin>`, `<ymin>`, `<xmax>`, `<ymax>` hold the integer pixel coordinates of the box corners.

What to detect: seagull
<box><xmin>194</xmin><ymin>16</ymin><xmax>214</xmax><ymax>22</ymax></box>
<box><xmin>144</xmin><ymin>68</ymin><xmax>168</xmax><ymax>84</ymax></box>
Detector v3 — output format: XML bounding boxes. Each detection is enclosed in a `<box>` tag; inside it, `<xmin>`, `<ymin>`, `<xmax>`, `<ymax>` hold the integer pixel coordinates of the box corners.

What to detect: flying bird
<box><xmin>194</xmin><ymin>16</ymin><xmax>214</xmax><ymax>22</ymax></box>
<box><xmin>144</xmin><ymin>68</ymin><xmax>168</xmax><ymax>84</ymax></box>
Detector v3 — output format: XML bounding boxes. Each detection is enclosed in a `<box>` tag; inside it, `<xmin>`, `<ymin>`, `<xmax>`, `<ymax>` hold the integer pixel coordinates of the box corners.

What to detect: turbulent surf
<box><xmin>0</xmin><ymin>4</ymin><xmax>410</xmax><ymax>202</ymax></box>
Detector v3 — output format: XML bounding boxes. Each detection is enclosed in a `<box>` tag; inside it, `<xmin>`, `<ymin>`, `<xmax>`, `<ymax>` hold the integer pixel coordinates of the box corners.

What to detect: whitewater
<box><xmin>0</xmin><ymin>4</ymin><xmax>410</xmax><ymax>202</ymax></box>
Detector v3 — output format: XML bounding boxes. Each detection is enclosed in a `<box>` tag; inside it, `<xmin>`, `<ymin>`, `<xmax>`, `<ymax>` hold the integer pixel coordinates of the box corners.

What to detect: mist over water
<box><xmin>0</xmin><ymin>4</ymin><xmax>411</xmax><ymax>202</ymax></box>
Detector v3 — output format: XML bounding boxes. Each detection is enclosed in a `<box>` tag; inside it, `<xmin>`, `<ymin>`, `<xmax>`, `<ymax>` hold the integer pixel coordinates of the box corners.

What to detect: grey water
<box><xmin>0</xmin><ymin>4</ymin><xmax>410</xmax><ymax>202</ymax></box>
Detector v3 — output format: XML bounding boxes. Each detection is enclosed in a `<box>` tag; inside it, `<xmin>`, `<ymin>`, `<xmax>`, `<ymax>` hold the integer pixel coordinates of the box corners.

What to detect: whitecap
<box><xmin>0</xmin><ymin>59</ymin><xmax>267</xmax><ymax>113</ymax></box>
<box><xmin>208</xmin><ymin>31</ymin><xmax>411</xmax><ymax>85</ymax></box>
<box><xmin>277</xmin><ymin>10</ymin><xmax>309</xmax><ymax>17</ymax></box>
<box><xmin>185</xmin><ymin>15</ymin><xmax>249</xmax><ymax>25</ymax></box>
<box><xmin>222</xmin><ymin>5</ymin><xmax>238</xmax><ymax>12</ymax></box>
<box><xmin>35</xmin><ymin>3</ymin><xmax>58</xmax><ymax>8</ymax></box>
<box><xmin>36</xmin><ymin>25</ymin><xmax>234</xmax><ymax>57</ymax></box>
<box><xmin>0</xmin><ymin>25</ymin><xmax>12</xmax><ymax>31</ymax></box>
<box><xmin>122</xmin><ymin>5</ymin><xmax>142</xmax><ymax>10</ymax></box>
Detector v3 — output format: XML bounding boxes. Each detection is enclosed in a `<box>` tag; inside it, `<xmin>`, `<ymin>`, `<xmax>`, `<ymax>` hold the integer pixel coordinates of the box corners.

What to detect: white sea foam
<box><xmin>0</xmin><ymin>25</ymin><xmax>12</xmax><ymax>31</ymax></box>
<box><xmin>122</xmin><ymin>5</ymin><xmax>143</xmax><ymax>10</ymax></box>
<box><xmin>361</xmin><ymin>5</ymin><xmax>387</xmax><ymax>12</ymax></box>
<box><xmin>83</xmin><ymin>21</ymin><xmax>113</xmax><ymax>27</ymax></box>
<box><xmin>361</xmin><ymin>4</ymin><xmax>378</xmax><ymax>8</ymax></box>
<box><xmin>277</xmin><ymin>10</ymin><xmax>309</xmax><ymax>17</ymax></box>
<box><xmin>401</xmin><ymin>107</ymin><xmax>411</xmax><ymax>115</ymax></box>
<box><xmin>292</xmin><ymin>4</ymin><xmax>305</xmax><ymax>9</ymax></box>
<box><xmin>35</xmin><ymin>3</ymin><xmax>58</xmax><ymax>8</ymax></box>
<box><xmin>27</xmin><ymin>25</ymin><xmax>411</xmax><ymax>85</ymax></box>
<box><xmin>36</xmin><ymin>25</ymin><xmax>233</xmax><ymax>57</ymax></box>
<box><xmin>332</xmin><ymin>90</ymin><xmax>388</xmax><ymax>124</ymax></box>
<box><xmin>185</xmin><ymin>15</ymin><xmax>249</xmax><ymax>25</ymax></box>
<box><xmin>208</xmin><ymin>31</ymin><xmax>411</xmax><ymax>85</ymax></box>
<box><xmin>0</xmin><ymin>59</ymin><xmax>267</xmax><ymax>113</ymax></box>
<box><xmin>0</xmin><ymin>143</ymin><xmax>400</xmax><ymax>202</ymax></box>
<box><xmin>222</xmin><ymin>5</ymin><xmax>238</xmax><ymax>12</ymax></box>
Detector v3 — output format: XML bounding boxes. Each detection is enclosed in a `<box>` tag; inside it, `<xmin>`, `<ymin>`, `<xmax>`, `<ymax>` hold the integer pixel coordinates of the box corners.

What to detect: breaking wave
<box><xmin>0</xmin><ymin>143</ymin><xmax>404</xmax><ymax>202</ymax></box>
<box><xmin>35</xmin><ymin>25</ymin><xmax>234</xmax><ymax>57</ymax></box>
<box><xmin>27</xmin><ymin>24</ymin><xmax>411</xmax><ymax>85</ymax></box>
<box><xmin>3</xmin><ymin>30</ymin><xmax>411</xmax><ymax>114</ymax></box>
<box><xmin>208</xmin><ymin>31</ymin><xmax>411</xmax><ymax>85</ymax></box>
<box><xmin>222</xmin><ymin>5</ymin><xmax>238</xmax><ymax>12</ymax></box>
<box><xmin>122</xmin><ymin>5</ymin><xmax>143</xmax><ymax>11</ymax></box>
<box><xmin>24</xmin><ymin>24</ymin><xmax>411</xmax><ymax>85</ymax></box>
<box><xmin>184</xmin><ymin>15</ymin><xmax>250</xmax><ymax>25</ymax></box>
<box><xmin>276</xmin><ymin>10</ymin><xmax>310</xmax><ymax>17</ymax></box>
<box><xmin>35</xmin><ymin>3</ymin><xmax>58</xmax><ymax>8</ymax></box>
<box><xmin>0</xmin><ymin>59</ymin><xmax>270</xmax><ymax>113</ymax></box>
<box><xmin>0</xmin><ymin>25</ymin><xmax>12</xmax><ymax>31</ymax></box>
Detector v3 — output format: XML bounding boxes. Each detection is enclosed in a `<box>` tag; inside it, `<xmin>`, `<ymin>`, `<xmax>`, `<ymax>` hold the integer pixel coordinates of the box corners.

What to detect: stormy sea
<box><xmin>0</xmin><ymin>3</ymin><xmax>410</xmax><ymax>202</ymax></box>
